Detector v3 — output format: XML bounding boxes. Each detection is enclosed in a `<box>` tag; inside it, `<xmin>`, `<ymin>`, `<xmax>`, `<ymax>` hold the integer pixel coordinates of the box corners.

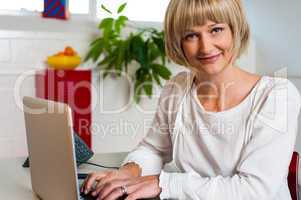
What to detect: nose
<box><xmin>198</xmin><ymin>35</ymin><xmax>214</xmax><ymax>55</ymax></box>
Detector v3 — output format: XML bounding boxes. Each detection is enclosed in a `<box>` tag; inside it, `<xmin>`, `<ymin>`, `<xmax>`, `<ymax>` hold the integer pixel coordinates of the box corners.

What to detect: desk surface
<box><xmin>0</xmin><ymin>152</ymin><xmax>128</xmax><ymax>200</ymax></box>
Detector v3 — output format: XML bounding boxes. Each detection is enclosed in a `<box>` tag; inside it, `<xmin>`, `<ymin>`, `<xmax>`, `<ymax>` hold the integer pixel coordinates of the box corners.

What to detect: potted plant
<box><xmin>84</xmin><ymin>3</ymin><xmax>171</xmax><ymax>103</ymax></box>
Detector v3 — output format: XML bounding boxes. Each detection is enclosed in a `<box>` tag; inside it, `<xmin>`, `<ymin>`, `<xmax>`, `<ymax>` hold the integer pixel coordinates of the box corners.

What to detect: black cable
<box><xmin>78</xmin><ymin>173</ymin><xmax>88</xmax><ymax>179</ymax></box>
<box><xmin>83</xmin><ymin>161</ymin><xmax>119</xmax><ymax>169</ymax></box>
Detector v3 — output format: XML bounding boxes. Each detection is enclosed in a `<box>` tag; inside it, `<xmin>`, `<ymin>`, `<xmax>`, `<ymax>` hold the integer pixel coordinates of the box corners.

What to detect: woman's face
<box><xmin>182</xmin><ymin>20</ymin><xmax>234</xmax><ymax>76</ymax></box>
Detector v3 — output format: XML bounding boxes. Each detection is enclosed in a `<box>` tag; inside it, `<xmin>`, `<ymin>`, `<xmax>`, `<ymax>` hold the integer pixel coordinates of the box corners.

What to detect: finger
<box><xmin>83</xmin><ymin>172</ymin><xmax>107</xmax><ymax>194</ymax></box>
<box><xmin>80</xmin><ymin>175</ymin><xmax>93</xmax><ymax>193</ymax></box>
<box><xmin>124</xmin><ymin>182</ymin><xmax>158</xmax><ymax>200</ymax></box>
<box><xmin>80</xmin><ymin>176</ymin><xmax>90</xmax><ymax>193</ymax></box>
<box><xmin>80</xmin><ymin>176</ymin><xmax>95</xmax><ymax>193</ymax></box>
<box><xmin>91</xmin><ymin>176</ymin><xmax>111</xmax><ymax>196</ymax></box>
<box><xmin>101</xmin><ymin>181</ymin><xmax>146</xmax><ymax>200</ymax></box>
<box><xmin>99</xmin><ymin>186</ymin><xmax>124</xmax><ymax>200</ymax></box>
<box><xmin>93</xmin><ymin>178</ymin><xmax>128</xmax><ymax>197</ymax></box>
<box><xmin>92</xmin><ymin>172</ymin><xmax>132</xmax><ymax>196</ymax></box>
<box><xmin>124</xmin><ymin>189</ymin><xmax>144</xmax><ymax>200</ymax></box>
<box><xmin>80</xmin><ymin>181</ymin><xmax>85</xmax><ymax>193</ymax></box>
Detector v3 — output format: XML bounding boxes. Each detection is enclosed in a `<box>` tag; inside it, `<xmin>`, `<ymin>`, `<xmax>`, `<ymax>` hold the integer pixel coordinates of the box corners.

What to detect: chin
<box><xmin>189</xmin><ymin>54</ymin><xmax>233</xmax><ymax>76</ymax></box>
<box><xmin>195</xmin><ymin>63</ymin><xmax>227</xmax><ymax>76</ymax></box>
<box><xmin>204</xmin><ymin>65</ymin><xmax>223</xmax><ymax>74</ymax></box>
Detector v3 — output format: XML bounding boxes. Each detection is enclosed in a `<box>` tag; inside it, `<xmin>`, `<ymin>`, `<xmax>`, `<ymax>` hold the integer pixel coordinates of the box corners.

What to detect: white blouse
<box><xmin>122</xmin><ymin>72</ymin><xmax>301</xmax><ymax>200</ymax></box>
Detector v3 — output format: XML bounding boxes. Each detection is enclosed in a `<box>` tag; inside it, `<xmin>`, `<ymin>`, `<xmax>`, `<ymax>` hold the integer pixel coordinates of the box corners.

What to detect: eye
<box><xmin>184</xmin><ymin>33</ymin><xmax>199</xmax><ymax>41</ymax></box>
<box><xmin>211</xmin><ymin>27</ymin><xmax>224</xmax><ymax>34</ymax></box>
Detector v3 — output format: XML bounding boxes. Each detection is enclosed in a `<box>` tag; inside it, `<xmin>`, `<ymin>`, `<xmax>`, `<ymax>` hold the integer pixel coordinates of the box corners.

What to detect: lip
<box><xmin>198</xmin><ymin>53</ymin><xmax>221</xmax><ymax>64</ymax></box>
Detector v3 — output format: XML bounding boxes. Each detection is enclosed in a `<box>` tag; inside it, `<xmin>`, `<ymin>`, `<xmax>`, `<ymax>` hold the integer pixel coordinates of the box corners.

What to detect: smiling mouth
<box><xmin>198</xmin><ymin>53</ymin><xmax>221</xmax><ymax>59</ymax></box>
<box><xmin>197</xmin><ymin>53</ymin><xmax>221</xmax><ymax>64</ymax></box>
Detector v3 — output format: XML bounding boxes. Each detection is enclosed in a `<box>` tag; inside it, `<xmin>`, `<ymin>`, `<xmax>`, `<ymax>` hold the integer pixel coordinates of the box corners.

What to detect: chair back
<box><xmin>288</xmin><ymin>152</ymin><xmax>299</xmax><ymax>200</ymax></box>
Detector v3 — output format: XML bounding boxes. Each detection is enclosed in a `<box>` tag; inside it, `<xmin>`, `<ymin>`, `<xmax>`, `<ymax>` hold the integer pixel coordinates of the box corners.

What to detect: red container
<box><xmin>35</xmin><ymin>69</ymin><xmax>92</xmax><ymax>148</ymax></box>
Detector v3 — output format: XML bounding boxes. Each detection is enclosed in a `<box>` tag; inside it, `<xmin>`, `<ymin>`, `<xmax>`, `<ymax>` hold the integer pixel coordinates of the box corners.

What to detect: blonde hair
<box><xmin>164</xmin><ymin>0</ymin><xmax>250</xmax><ymax>66</ymax></box>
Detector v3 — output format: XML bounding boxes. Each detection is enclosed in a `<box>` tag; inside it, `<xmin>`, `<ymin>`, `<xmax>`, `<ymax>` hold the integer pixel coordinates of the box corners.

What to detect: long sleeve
<box><xmin>122</xmin><ymin>72</ymin><xmax>193</xmax><ymax>176</ymax></box>
<box><xmin>121</xmin><ymin>81</ymin><xmax>174</xmax><ymax>176</ymax></box>
<box><xmin>159</xmin><ymin>79</ymin><xmax>301</xmax><ymax>200</ymax></box>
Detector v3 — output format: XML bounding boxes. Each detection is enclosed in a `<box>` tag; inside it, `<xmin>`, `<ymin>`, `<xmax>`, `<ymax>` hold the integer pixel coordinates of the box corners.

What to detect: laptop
<box><xmin>23</xmin><ymin>96</ymin><xmax>96</xmax><ymax>200</ymax></box>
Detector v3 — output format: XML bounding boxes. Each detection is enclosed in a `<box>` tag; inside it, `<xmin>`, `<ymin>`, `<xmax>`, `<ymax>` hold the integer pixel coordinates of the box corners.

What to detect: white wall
<box><xmin>244</xmin><ymin>0</ymin><xmax>301</xmax><ymax>77</ymax></box>
<box><xmin>0</xmin><ymin>14</ymin><xmax>256</xmax><ymax>158</ymax></box>
<box><xmin>0</xmin><ymin>29</ymin><xmax>94</xmax><ymax>158</ymax></box>
<box><xmin>243</xmin><ymin>0</ymin><xmax>301</xmax><ymax>153</ymax></box>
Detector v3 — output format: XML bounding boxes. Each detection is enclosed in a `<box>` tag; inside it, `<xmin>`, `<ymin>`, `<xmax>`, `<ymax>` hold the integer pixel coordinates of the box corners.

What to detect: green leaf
<box><xmin>101</xmin><ymin>61</ymin><xmax>115</xmax><ymax>78</ymax></box>
<box><xmin>115</xmin><ymin>41</ymin><xmax>126</xmax><ymax>72</ymax></box>
<box><xmin>115</xmin><ymin>16</ymin><xmax>128</xmax><ymax>34</ymax></box>
<box><xmin>134</xmin><ymin>80</ymin><xmax>143</xmax><ymax>103</ymax></box>
<box><xmin>104</xmin><ymin>48</ymin><xmax>119</xmax><ymax>69</ymax></box>
<box><xmin>84</xmin><ymin>50</ymin><xmax>94</xmax><ymax>62</ymax></box>
<box><xmin>103</xmin><ymin>70</ymin><xmax>112</xmax><ymax>78</ymax></box>
<box><xmin>152</xmin><ymin>72</ymin><xmax>162</xmax><ymax>86</ymax></box>
<box><xmin>148</xmin><ymin>42</ymin><xmax>160</xmax><ymax>61</ymax></box>
<box><xmin>103</xmin><ymin>34</ymin><xmax>116</xmax><ymax>51</ymax></box>
<box><xmin>123</xmin><ymin>37</ymin><xmax>132</xmax><ymax>72</ymax></box>
<box><xmin>143</xmin><ymin>74</ymin><xmax>153</xmax><ymax>97</ymax></box>
<box><xmin>117</xmin><ymin>3</ymin><xmax>127</xmax><ymax>14</ymax></box>
<box><xmin>151</xmin><ymin>64</ymin><xmax>172</xmax><ymax>80</ymax></box>
<box><xmin>152</xmin><ymin>36</ymin><xmax>164</xmax><ymax>49</ymax></box>
<box><xmin>135</xmin><ymin>68</ymin><xmax>145</xmax><ymax>80</ymax></box>
<box><xmin>98</xmin><ymin>54</ymin><xmax>112</xmax><ymax>66</ymax></box>
<box><xmin>98</xmin><ymin>18</ymin><xmax>115</xmax><ymax>50</ymax></box>
<box><xmin>84</xmin><ymin>39</ymin><xmax>104</xmax><ymax>62</ymax></box>
<box><xmin>143</xmin><ymin>40</ymin><xmax>149</xmax><ymax>67</ymax></box>
<box><xmin>98</xmin><ymin>18</ymin><xmax>114</xmax><ymax>30</ymax></box>
<box><xmin>152</xmin><ymin>35</ymin><xmax>166</xmax><ymax>64</ymax></box>
<box><xmin>131</xmin><ymin>35</ymin><xmax>148</xmax><ymax>67</ymax></box>
<box><xmin>144</xmin><ymin>84</ymin><xmax>152</xmax><ymax>97</ymax></box>
<box><xmin>101</xmin><ymin>4</ymin><xmax>112</xmax><ymax>14</ymax></box>
<box><xmin>89</xmin><ymin>38</ymin><xmax>101</xmax><ymax>46</ymax></box>
<box><xmin>84</xmin><ymin>39</ymin><xmax>98</xmax><ymax>61</ymax></box>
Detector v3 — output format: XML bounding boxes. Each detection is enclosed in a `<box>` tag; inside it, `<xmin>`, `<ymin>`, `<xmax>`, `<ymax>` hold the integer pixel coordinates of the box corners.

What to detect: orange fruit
<box><xmin>55</xmin><ymin>52</ymin><xmax>65</xmax><ymax>56</ymax></box>
<box><xmin>64</xmin><ymin>46</ymin><xmax>76</xmax><ymax>56</ymax></box>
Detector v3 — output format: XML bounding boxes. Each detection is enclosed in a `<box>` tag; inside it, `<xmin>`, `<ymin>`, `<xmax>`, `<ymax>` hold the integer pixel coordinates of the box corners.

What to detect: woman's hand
<box><xmin>94</xmin><ymin>175</ymin><xmax>161</xmax><ymax>200</ymax></box>
<box><xmin>80</xmin><ymin>169</ymin><xmax>133</xmax><ymax>195</ymax></box>
<box><xmin>81</xmin><ymin>162</ymin><xmax>141</xmax><ymax>195</ymax></box>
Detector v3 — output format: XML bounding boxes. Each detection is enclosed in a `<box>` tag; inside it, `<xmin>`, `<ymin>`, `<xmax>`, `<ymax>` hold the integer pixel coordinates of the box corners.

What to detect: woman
<box><xmin>81</xmin><ymin>0</ymin><xmax>301</xmax><ymax>199</ymax></box>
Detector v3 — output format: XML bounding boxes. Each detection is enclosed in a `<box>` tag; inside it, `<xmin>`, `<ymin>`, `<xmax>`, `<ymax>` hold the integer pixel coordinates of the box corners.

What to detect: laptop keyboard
<box><xmin>77</xmin><ymin>180</ymin><xmax>127</xmax><ymax>200</ymax></box>
<box><xmin>79</xmin><ymin>192</ymin><xmax>127</xmax><ymax>200</ymax></box>
<box><xmin>78</xmin><ymin>180</ymin><xmax>96</xmax><ymax>200</ymax></box>
<box><xmin>79</xmin><ymin>192</ymin><xmax>97</xmax><ymax>200</ymax></box>
<box><xmin>79</xmin><ymin>190</ymin><xmax>128</xmax><ymax>200</ymax></box>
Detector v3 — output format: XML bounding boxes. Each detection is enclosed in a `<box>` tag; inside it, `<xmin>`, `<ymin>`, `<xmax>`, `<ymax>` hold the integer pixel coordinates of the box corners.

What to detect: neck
<box><xmin>193</xmin><ymin>65</ymin><xmax>243</xmax><ymax>97</ymax></box>
<box><xmin>193</xmin><ymin>65</ymin><xmax>244</xmax><ymax>112</ymax></box>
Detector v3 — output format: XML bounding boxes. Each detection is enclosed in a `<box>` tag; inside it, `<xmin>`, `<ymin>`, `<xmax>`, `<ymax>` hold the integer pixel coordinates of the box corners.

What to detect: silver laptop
<box><xmin>23</xmin><ymin>96</ymin><xmax>95</xmax><ymax>200</ymax></box>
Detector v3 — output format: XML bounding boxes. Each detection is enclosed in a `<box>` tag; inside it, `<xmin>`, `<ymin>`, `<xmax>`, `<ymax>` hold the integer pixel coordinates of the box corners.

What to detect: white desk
<box><xmin>0</xmin><ymin>152</ymin><xmax>128</xmax><ymax>200</ymax></box>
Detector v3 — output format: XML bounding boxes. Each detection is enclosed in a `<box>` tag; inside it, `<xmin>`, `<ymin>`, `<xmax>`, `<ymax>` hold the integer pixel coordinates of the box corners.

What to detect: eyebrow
<box><xmin>208</xmin><ymin>23</ymin><xmax>218</xmax><ymax>27</ymax></box>
<box><xmin>184</xmin><ymin>23</ymin><xmax>224</xmax><ymax>33</ymax></box>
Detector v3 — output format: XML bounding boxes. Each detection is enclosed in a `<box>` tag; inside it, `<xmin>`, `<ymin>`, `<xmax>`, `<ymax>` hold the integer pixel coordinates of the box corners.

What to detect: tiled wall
<box><xmin>0</xmin><ymin>27</ymin><xmax>256</xmax><ymax>158</ymax></box>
